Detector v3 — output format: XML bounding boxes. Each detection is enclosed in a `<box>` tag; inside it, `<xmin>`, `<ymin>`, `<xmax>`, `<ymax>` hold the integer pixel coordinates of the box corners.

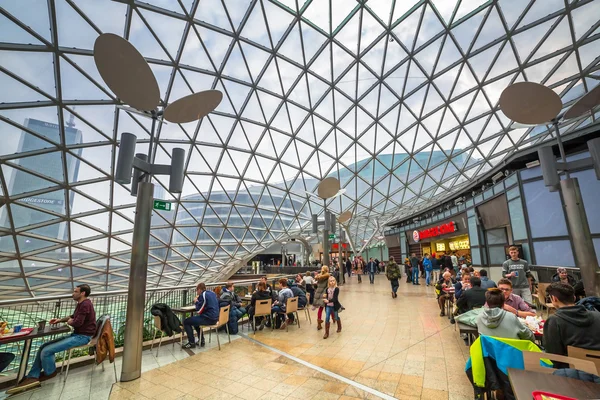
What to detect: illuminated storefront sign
<box><xmin>436</xmin><ymin>243</ymin><xmax>446</xmax><ymax>252</ymax></box>
<box><xmin>413</xmin><ymin>221</ymin><xmax>457</xmax><ymax>242</ymax></box>
<box><xmin>449</xmin><ymin>239</ymin><xmax>470</xmax><ymax>250</ymax></box>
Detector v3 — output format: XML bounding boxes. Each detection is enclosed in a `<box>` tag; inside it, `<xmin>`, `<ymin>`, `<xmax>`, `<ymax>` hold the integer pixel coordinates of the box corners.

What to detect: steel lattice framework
<box><xmin>0</xmin><ymin>0</ymin><xmax>599</xmax><ymax>298</ymax></box>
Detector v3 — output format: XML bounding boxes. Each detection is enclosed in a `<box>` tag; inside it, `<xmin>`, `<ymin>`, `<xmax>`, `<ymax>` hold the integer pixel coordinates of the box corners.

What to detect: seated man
<box><xmin>9</xmin><ymin>285</ymin><xmax>96</xmax><ymax>394</ymax></box>
<box><xmin>498</xmin><ymin>278</ymin><xmax>536</xmax><ymax>318</ymax></box>
<box><xmin>476</xmin><ymin>288</ymin><xmax>534</xmax><ymax>341</ymax></box>
<box><xmin>183</xmin><ymin>283</ymin><xmax>219</xmax><ymax>349</ymax></box>
<box><xmin>543</xmin><ymin>282</ymin><xmax>600</xmax><ymax>358</ymax></box>
<box><xmin>551</xmin><ymin>267</ymin><xmax>586</xmax><ymax>300</ymax></box>
<box><xmin>479</xmin><ymin>269</ymin><xmax>496</xmax><ymax>289</ymax></box>
<box><xmin>435</xmin><ymin>271</ymin><xmax>456</xmax><ymax>317</ymax></box>
<box><xmin>220</xmin><ymin>282</ymin><xmax>246</xmax><ymax>322</ymax></box>
<box><xmin>272</xmin><ymin>278</ymin><xmax>294</xmax><ymax>330</ymax></box>
<box><xmin>456</xmin><ymin>276</ymin><xmax>487</xmax><ymax>314</ymax></box>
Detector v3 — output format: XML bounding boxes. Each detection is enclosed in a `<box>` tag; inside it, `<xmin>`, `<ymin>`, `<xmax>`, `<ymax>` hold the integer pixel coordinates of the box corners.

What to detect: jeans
<box><xmin>325</xmin><ymin>306</ymin><xmax>338</xmax><ymax>323</ymax></box>
<box><xmin>0</xmin><ymin>352</ymin><xmax>15</xmax><ymax>373</ymax></box>
<box><xmin>232</xmin><ymin>307</ymin><xmax>247</xmax><ymax>322</ymax></box>
<box><xmin>390</xmin><ymin>279</ymin><xmax>399</xmax><ymax>294</ymax></box>
<box><xmin>369</xmin><ymin>271</ymin><xmax>375</xmax><ymax>283</ymax></box>
<box><xmin>412</xmin><ymin>267</ymin><xmax>419</xmax><ymax>284</ymax></box>
<box><xmin>183</xmin><ymin>315</ymin><xmax>217</xmax><ymax>343</ymax></box>
<box><xmin>27</xmin><ymin>334</ymin><xmax>91</xmax><ymax>378</ymax></box>
<box><xmin>425</xmin><ymin>270</ymin><xmax>432</xmax><ymax>286</ymax></box>
<box><xmin>513</xmin><ymin>287</ymin><xmax>533</xmax><ymax>304</ymax></box>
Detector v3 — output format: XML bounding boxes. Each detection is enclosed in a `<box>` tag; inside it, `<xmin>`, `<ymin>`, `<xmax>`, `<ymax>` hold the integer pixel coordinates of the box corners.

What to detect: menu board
<box><xmin>449</xmin><ymin>239</ymin><xmax>470</xmax><ymax>250</ymax></box>
<box><xmin>436</xmin><ymin>243</ymin><xmax>446</xmax><ymax>251</ymax></box>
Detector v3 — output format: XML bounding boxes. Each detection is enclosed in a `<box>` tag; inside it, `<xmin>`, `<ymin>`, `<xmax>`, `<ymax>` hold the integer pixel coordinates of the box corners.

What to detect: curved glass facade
<box><xmin>0</xmin><ymin>0</ymin><xmax>599</xmax><ymax>297</ymax></box>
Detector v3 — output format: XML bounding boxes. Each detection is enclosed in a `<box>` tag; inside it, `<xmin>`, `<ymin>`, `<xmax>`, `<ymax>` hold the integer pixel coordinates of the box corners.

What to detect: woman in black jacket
<box><xmin>323</xmin><ymin>276</ymin><xmax>342</xmax><ymax>339</ymax></box>
<box><xmin>248</xmin><ymin>282</ymin><xmax>273</xmax><ymax>330</ymax></box>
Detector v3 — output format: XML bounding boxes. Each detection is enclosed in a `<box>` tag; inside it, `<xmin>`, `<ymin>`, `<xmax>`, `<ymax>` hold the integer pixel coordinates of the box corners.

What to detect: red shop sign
<box><xmin>331</xmin><ymin>243</ymin><xmax>348</xmax><ymax>250</ymax></box>
<box><xmin>413</xmin><ymin>221</ymin><xmax>457</xmax><ymax>242</ymax></box>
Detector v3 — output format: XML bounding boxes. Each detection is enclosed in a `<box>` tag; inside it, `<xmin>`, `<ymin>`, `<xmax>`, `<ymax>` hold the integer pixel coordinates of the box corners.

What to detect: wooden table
<box><xmin>508</xmin><ymin>368</ymin><xmax>600</xmax><ymax>399</ymax></box>
<box><xmin>0</xmin><ymin>324</ymin><xmax>71</xmax><ymax>383</ymax></box>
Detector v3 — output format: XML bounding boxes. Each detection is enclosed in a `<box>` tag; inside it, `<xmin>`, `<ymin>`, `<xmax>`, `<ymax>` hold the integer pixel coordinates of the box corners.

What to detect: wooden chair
<box><xmin>532</xmin><ymin>283</ymin><xmax>554</xmax><ymax>317</ymax></box>
<box><xmin>252</xmin><ymin>299</ymin><xmax>272</xmax><ymax>334</ymax></box>
<box><xmin>205</xmin><ymin>305</ymin><xmax>230</xmax><ymax>350</ymax></box>
<box><xmin>522</xmin><ymin>351</ymin><xmax>599</xmax><ymax>375</ymax></box>
<box><xmin>568</xmin><ymin>346</ymin><xmax>600</xmax><ymax>373</ymax></box>
<box><xmin>273</xmin><ymin>297</ymin><xmax>300</xmax><ymax>331</ymax></box>
<box><xmin>151</xmin><ymin>315</ymin><xmax>183</xmax><ymax>356</ymax></box>
<box><xmin>297</xmin><ymin>293</ymin><xmax>311</xmax><ymax>324</ymax></box>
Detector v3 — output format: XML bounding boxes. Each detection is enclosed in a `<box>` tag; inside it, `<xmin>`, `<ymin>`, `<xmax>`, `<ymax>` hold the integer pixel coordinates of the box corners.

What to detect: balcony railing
<box><xmin>0</xmin><ymin>275</ymin><xmax>292</xmax><ymax>374</ymax></box>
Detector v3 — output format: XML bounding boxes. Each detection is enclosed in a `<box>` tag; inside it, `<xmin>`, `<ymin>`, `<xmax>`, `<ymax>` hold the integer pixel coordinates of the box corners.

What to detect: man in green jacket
<box><xmin>386</xmin><ymin>256</ymin><xmax>401</xmax><ymax>298</ymax></box>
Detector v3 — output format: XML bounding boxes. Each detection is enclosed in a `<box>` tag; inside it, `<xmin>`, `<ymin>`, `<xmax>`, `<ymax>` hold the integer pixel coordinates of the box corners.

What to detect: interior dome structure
<box><xmin>0</xmin><ymin>0</ymin><xmax>599</xmax><ymax>298</ymax></box>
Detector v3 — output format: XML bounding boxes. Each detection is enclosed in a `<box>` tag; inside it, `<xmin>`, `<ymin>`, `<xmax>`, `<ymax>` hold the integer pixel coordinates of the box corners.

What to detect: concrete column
<box><xmin>561</xmin><ymin>178</ymin><xmax>600</xmax><ymax>297</ymax></box>
<box><xmin>120</xmin><ymin>181</ymin><xmax>154</xmax><ymax>381</ymax></box>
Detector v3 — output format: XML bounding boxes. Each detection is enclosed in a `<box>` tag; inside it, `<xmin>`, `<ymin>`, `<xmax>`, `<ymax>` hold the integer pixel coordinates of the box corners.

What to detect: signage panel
<box><xmin>415</xmin><ymin>221</ymin><xmax>457</xmax><ymax>242</ymax></box>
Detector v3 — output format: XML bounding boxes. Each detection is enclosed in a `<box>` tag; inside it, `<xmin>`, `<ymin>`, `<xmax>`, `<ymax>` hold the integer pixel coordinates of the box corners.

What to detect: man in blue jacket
<box><xmin>183</xmin><ymin>283</ymin><xmax>219</xmax><ymax>348</ymax></box>
<box><xmin>367</xmin><ymin>258</ymin><xmax>377</xmax><ymax>284</ymax></box>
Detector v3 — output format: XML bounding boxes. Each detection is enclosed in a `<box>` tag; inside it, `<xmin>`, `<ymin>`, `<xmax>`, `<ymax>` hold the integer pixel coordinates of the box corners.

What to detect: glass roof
<box><xmin>1</xmin><ymin>0</ymin><xmax>599</xmax><ymax>297</ymax></box>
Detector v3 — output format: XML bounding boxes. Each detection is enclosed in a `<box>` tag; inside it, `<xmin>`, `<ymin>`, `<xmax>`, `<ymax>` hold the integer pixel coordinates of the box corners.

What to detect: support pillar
<box><xmin>323</xmin><ymin>229</ymin><xmax>330</xmax><ymax>267</ymax></box>
<box><xmin>120</xmin><ymin>181</ymin><xmax>154</xmax><ymax>382</ymax></box>
<box><xmin>561</xmin><ymin>178</ymin><xmax>600</xmax><ymax>297</ymax></box>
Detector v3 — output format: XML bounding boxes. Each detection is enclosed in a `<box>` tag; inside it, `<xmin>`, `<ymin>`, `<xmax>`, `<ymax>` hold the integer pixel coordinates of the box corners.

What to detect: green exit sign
<box><xmin>328</xmin><ymin>234</ymin><xmax>336</xmax><ymax>239</ymax></box>
<box><xmin>153</xmin><ymin>200</ymin><xmax>172</xmax><ymax>211</ymax></box>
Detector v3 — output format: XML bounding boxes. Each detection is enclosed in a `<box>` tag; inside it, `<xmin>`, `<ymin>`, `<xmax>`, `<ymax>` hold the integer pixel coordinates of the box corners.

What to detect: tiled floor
<box><xmin>1</xmin><ymin>332</ymin><xmax>242</xmax><ymax>400</ymax></box>
<box><xmin>3</xmin><ymin>276</ymin><xmax>476</xmax><ymax>399</ymax></box>
<box><xmin>249</xmin><ymin>275</ymin><xmax>475</xmax><ymax>400</ymax></box>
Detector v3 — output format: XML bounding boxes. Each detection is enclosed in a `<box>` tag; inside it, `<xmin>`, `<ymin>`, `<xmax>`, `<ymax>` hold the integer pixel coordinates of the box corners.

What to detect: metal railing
<box><xmin>0</xmin><ymin>275</ymin><xmax>293</xmax><ymax>374</ymax></box>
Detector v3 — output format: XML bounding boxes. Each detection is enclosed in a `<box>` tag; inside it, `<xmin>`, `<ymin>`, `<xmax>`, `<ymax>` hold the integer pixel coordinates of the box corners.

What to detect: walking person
<box><xmin>322</xmin><ymin>276</ymin><xmax>342</xmax><ymax>339</ymax></box>
<box><xmin>423</xmin><ymin>254</ymin><xmax>433</xmax><ymax>286</ymax></box>
<box><xmin>410</xmin><ymin>253</ymin><xmax>420</xmax><ymax>285</ymax></box>
<box><xmin>431</xmin><ymin>254</ymin><xmax>440</xmax><ymax>283</ymax></box>
<box><xmin>385</xmin><ymin>256</ymin><xmax>401</xmax><ymax>298</ymax></box>
<box><xmin>367</xmin><ymin>258</ymin><xmax>377</xmax><ymax>284</ymax></box>
<box><xmin>302</xmin><ymin>271</ymin><xmax>315</xmax><ymax>305</ymax></box>
<box><xmin>501</xmin><ymin>246</ymin><xmax>532</xmax><ymax>303</ymax></box>
<box><xmin>345</xmin><ymin>258</ymin><xmax>352</xmax><ymax>279</ymax></box>
<box><xmin>314</xmin><ymin>265</ymin><xmax>330</xmax><ymax>331</ymax></box>
<box><xmin>356</xmin><ymin>257</ymin><xmax>363</xmax><ymax>283</ymax></box>
<box><xmin>404</xmin><ymin>257</ymin><xmax>412</xmax><ymax>283</ymax></box>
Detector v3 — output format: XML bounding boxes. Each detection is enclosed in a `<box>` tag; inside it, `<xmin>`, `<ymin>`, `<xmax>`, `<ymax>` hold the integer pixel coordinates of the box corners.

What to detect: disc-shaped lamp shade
<box><xmin>163</xmin><ymin>90</ymin><xmax>223</xmax><ymax>123</ymax></box>
<box><xmin>337</xmin><ymin>211</ymin><xmax>352</xmax><ymax>224</ymax></box>
<box><xmin>499</xmin><ymin>82</ymin><xmax>562</xmax><ymax>125</ymax></box>
<box><xmin>564</xmin><ymin>85</ymin><xmax>600</xmax><ymax>120</ymax></box>
<box><xmin>94</xmin><ymin>34</ymin><xmax>160</xmax><ymax>112</ymax></box>
<box><xmin>317</xmin><ymin>177</ymin><xmax>340</xmax><ymax>199</ymax></box>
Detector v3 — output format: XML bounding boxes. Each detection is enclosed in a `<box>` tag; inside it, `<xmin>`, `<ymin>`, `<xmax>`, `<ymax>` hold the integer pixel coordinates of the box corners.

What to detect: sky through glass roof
<box><xmin>0</xmin><ymin>0</ymin><xmax>599</xmax><ymax>297</ymax></box>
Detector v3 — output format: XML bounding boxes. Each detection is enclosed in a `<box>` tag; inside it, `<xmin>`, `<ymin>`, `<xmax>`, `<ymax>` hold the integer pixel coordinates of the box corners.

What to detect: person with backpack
<box><xmin>423</xmin><ymin>254</ymin><xmax>433</xmax><ymax>286</ymax></box>
<box><xmin>385</xmin><ymin>256</ymin><xmax>401</xmax><ymax>298</ymax></box>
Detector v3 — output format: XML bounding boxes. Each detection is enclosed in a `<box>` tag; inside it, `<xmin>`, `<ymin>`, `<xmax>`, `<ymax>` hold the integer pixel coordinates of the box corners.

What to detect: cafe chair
<box><xmin>150</xmin><ymin>315</ymin><xmax>183</xmax><ymax>356</ymax></box>
<box><xmin>61</xmin><ymin>315</ymin><xmax>117</xmax><ymax>382</ymax></box>
<box><xmin>532</xmin><ymin>283</ymin><xmax>555</xmax><ymax>317</ymax></box>
<box><xmin>297</xmin><ymin>293</ymin><xmax>312</xmax><ymax>324</ymax></box>
<box><xmin>567</xmin><ymin>346</ymin><xmax>600</xmax><ymax>373</ymax></box>
<box><xmin>252</xmin><ymin>299</ymin><xmax>272</xmax><ymax>334</ymax></box>
<box><xmin>273</xmin><ymin>297</ymin><xmax>300</xmax><ymax>331</ymax></box>
<box><xmin>205</xmin><ymin>305</ymin><xmax>230</xmax><ymax>351</ymax></box>
<box><xmin>522</xmin><ymin>351</ymin><xmax>599</xmax><ymax>375</ymax></box>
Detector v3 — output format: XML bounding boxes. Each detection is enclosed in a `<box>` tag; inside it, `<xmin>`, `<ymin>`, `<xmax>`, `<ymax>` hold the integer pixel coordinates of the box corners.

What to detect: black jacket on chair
<box><xmin>456</xmin><ymin>287</ymin><xmax>487</xmax><ymax>313</ymax></box>
<box><xmin>150</xmin><ymin>303</ymin><xmax>182</xmax><ymax>336</ymax></box>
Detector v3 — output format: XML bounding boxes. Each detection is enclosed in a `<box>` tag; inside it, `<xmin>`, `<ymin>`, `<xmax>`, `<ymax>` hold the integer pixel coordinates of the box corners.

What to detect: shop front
<box><xmin>406</xmin><ymin>214</ymin><xmax>471</xmax><ymax>260</ymax></box>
